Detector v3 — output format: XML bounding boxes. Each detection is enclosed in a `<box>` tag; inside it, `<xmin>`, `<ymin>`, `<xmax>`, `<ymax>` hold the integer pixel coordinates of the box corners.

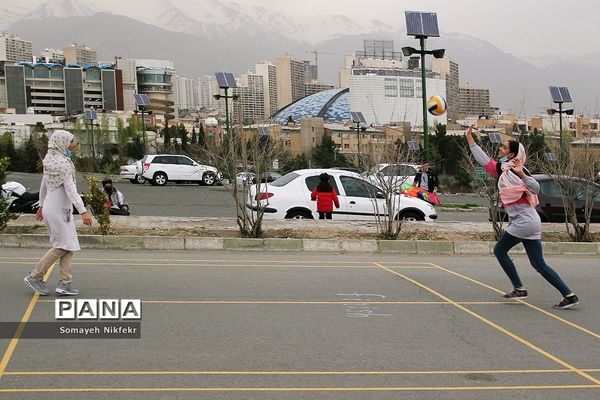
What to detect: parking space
<box><xmin>0</xmin><ymin>249</ymin><xmax>599</xmax><ymax>399</ymax></box>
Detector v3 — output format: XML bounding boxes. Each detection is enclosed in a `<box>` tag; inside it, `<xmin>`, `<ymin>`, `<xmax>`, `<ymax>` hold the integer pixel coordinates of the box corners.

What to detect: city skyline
<box><xmin>243</xmin><ymin>0</ymin><xmax>599</xmax><ymax>59</ymax></box>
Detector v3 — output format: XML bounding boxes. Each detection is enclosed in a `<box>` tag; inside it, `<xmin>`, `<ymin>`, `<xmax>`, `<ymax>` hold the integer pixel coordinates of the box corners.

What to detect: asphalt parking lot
<box><xmin>0</xmin><ymin>249</ymin><xmax>599</xmax><ymax>399</ymax></box>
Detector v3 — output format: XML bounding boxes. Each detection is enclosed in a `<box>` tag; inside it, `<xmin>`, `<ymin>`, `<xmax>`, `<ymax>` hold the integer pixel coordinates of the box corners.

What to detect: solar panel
<box><xmin>215</xmin><ymin>72</ymin><xmax>237</xmax><ymax>89</ymax></box>
<box><xmin>544</xmin><ymin>152</ymin><xmax>558</xmax><ymax>162</ymax></box>
<box><xmin>549</xmin><ymin>86</ymin><xmax>572</xmax><ymax>103</ymax></box>
<box><xmin>407</xmin><ymin>141</ymin><xmax>420</xmax><ymax>151</ymax></box>
<box><xmin>350</xmin><ymin>111</ymin><xmax>366</xmax><ymax>124</ymax></box>
<box><xmin>134</xmin><ymin>94</ymin><xmax>152</xmax><ymax>107</ymax></box>
<box><xmin>488</xmin><ymin>133</ymin><xmax>502</xmax><ymax>144</ymax></box>
<box><xmin>405</xmin><ymin>11</ymin><xmax>440</xmax><ymax>37</ymax></box>
<box><xmin>84</xmin><ymin>109</ymin><xmax>97</xmax><ymax>120</ymax></box>
<box><xmin>258</xmin><ymin>127</ymin><xmax>269</xmax><ymax>136</ymax></box>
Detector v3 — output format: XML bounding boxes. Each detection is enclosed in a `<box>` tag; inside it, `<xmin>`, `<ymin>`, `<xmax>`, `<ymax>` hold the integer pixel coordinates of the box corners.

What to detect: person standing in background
<box><xmin>413</xmin><ymin>161</ymin><xmax>439</xmax><ymax>193</ymax></box>
<box><xmin>311</xmin><ymin>173</ymin><xmax>340</xmax><ymax>220</ymax></box>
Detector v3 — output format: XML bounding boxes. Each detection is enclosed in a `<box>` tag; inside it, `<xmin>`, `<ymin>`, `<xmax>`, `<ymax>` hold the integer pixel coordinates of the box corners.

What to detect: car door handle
<box><xmin>350</xmin><ymin>201</ymin><xmax>356</xmax><ymax>204</ymax></box>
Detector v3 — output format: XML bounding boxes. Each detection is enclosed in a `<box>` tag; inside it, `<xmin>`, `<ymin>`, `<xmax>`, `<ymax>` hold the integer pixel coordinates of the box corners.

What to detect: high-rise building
<box><xmin>40</xmin><ymin>48</ymin><xmax>64</xmax><ymax>64</ymax></box>
<box><xmin>115</xmin><ymin>57</ymin><xmax>137</xmax><ymax>112</ymax></box>
<box><xmin>174</xmin><ymin>75</ymin><xmax>198</xmax><ymax>110</ymax></box>
<box><xmin>276</xmin><ymin>55</ymin><xmax>306</xmax><ymax>109</ymax></box>
<box><xmin>234</xmin><ymin>71</ymin><xmax>265</xmax><ymax>124</ymax></box>
<box><xmin>431</xmin><ymin>57</ymin><xmax>460</xmax><ymax>122</ymax></box>
<box><xmin>255</xmin><ymin>61</ymin><xmax>277</xmax><ymax>118</ymax></box>
<box><xmin>63</xmin><ymin>43</ymin><xmax>97</xmax><ymax>66</ymax></box>
<box><xmin>0</xmin><ymin>33</ymin><xmax>32</xmax><ymax>63</ymax></box>
<box><xmin>458</xmin><ymin>83</ymin><xmax>494</xmax><ymax>117</ymax></box>
<box><xmin>136</xmin><ymin>65</ymin><xmax>175</xmax><ymax>117</ymax></box>
<box><xmin>198</xmin><ymin>75</ymin><xmax>217</xmax><ymax>110</ymax></box>
<box><xmin>4</xmin><ymin>63</ymin><xmax>122</xmax><ymax>114</ymax></box>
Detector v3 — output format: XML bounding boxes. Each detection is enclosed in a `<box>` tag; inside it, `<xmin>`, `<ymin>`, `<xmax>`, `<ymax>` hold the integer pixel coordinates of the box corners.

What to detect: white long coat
<box><xmin>40</xmin><ymin>175</ymin><xmax>86</xmax><ymax>251</ymax></box>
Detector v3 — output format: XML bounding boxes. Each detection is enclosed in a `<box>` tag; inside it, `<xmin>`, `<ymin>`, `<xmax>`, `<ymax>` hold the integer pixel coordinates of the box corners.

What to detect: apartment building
<box><xmin>0</xmin><ymin>33</ymin><xmax>32</xmax><ymax>64</ymax></box>
<box><xmin>63</xmin><ymin>43</ymin><xmax>97</xmax><ymax>66</ymax></box>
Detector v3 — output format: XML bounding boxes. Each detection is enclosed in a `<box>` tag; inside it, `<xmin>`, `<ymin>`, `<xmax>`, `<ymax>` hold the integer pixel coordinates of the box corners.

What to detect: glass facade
<box><xmin>273</xmin><ymin>88</ymin><xmax>349</xmax><ymax>124</ymax></box>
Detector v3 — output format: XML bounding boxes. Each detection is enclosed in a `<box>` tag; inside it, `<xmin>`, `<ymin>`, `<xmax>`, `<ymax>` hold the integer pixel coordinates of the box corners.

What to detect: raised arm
<box><xmin>465</xmin><ymin>126</ymin><xmax>497</xmax><ymax>177</ymax></box>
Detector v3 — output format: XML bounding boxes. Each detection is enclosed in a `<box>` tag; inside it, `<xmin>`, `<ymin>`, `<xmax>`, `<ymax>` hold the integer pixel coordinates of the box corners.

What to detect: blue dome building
<box><xmin>273</xmin><ymin>88</ymin><xmax>349</xmax><ymax>124</ymax></box>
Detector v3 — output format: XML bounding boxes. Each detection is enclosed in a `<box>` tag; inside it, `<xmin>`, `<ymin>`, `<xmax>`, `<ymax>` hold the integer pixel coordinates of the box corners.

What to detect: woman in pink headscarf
<box><xmin>24</xmin><ymin>130</ymin><xmax>92</xmax><ymax>297</ymax></box>
<box><xmin>465</xmin><ymin>125</ymin><xmax>578</xmax><ymax>309</ymax></box>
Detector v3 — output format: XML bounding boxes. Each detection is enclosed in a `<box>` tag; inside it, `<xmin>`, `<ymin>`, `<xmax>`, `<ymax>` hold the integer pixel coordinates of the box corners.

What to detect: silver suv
<box><xmin>137</xmin><ymin>155</ymin><xmax>221</xmax><ymax>186</ymax></box>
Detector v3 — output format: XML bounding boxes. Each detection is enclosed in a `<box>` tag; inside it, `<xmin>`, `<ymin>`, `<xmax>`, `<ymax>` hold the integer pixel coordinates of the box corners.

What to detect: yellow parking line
<box><xmin>373</xmin><ymin>262</ymin><xmax>600</xmax><ymax>386</ymax></box>
<box><xmin>0</xmin><ymin>385</ymin><xmax>599</xmax><ymax>393</ymax></box>
<box><xmin>0</xmin><ymin>264</ymin><xmax>55</xmax><ymax>380</ymax></box>
<box><xmin>428</xmin><ymin>262</ymin><xmax>600</xmax><ymax>341</ymax></box>
<box><xmin>4</xmin><ymin>368</ymin><xmax>596</xmax><ymax>376</ymax></box>
<box><xmin>35</xmin><ymin>299</ymin><xmax>521</xmax><ymax>305</ymax></box>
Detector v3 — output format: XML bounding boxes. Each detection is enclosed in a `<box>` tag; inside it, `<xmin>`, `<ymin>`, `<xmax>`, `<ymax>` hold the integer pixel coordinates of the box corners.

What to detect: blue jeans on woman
<box><xmin>493</xmin><ymin>232</ymin><xmax>572</xmax><ymax>297</ymax></box>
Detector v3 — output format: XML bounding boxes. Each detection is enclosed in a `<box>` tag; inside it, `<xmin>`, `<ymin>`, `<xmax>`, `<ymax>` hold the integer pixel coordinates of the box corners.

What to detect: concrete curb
<box><xmin>1</xmin><ymin>234</ymin><xmax>599</xmax><ymax>255</ymax></box>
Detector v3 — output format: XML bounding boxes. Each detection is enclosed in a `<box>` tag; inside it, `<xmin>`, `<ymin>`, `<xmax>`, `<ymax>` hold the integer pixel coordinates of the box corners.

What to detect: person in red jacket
<box><xmin>311</xmin><ymin>173</ymin><xmax>340</xmax><ymax>219</ymax></box>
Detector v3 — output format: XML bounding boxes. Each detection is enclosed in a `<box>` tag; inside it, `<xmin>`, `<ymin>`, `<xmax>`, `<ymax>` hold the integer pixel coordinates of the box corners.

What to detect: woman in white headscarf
<box><xmin>465</xmin><ymin>125</ymin><xmax>578</xmax><ymax>309</ymax></box>
<box><xmin>24</xmin><ymin>130</ymin><xmax>92</xmax><ymax>296</ymax></box>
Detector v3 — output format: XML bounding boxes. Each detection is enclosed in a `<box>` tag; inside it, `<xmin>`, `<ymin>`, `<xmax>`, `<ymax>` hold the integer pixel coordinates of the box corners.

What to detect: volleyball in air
<box><xmin>426</xmin><ymin>95</ymin><xmax>447</xmax><ymax>116</ymax></box>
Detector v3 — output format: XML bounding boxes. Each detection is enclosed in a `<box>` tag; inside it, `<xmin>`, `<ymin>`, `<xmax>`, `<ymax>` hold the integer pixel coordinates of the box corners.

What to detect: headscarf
<box><xmin>316</xmin><ymin>173</ymin><xmax>333</xmax><ymax>192</ymax></box>
<box><xmin>498</xmin><ymin>142</ymin><xmax>539</xmax><ymax>206</ymax></box>
<box><xmin>43</xmin><ymin>130</ymin><xmax>76</xmax><ymax>191</ymax></box>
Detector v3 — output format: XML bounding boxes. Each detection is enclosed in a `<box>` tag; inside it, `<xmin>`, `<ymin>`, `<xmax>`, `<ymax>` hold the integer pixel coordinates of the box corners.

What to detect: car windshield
<box><xmin>269</xmin><ymin>172</ymin><xmax>299</xmax><ymax>187</ymax></box>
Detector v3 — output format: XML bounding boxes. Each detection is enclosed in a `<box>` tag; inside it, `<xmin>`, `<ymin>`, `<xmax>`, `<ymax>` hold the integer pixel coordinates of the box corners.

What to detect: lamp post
<box><xmin>402</xmin><ymin>11</ymin><xmax>444</xmax><ymax>162</ymax></box>
<box><xmin>84</xmin><ymin>108</ymin><xmax>98</xmax><ymax>172</ymax></box>
<box><xmin>547</xmin><ymin>86</ymin><xmax>574</xmax><ymax>160</ymax></box>
<box><xmin>213</xmin><ymin>88</ymin><xmax>239</xmax><ymax>138</ymax></box>
<box><xmin>401</xmin><ymin>44</ymin><xmax>445</xmax><ymax>162</ymax></box>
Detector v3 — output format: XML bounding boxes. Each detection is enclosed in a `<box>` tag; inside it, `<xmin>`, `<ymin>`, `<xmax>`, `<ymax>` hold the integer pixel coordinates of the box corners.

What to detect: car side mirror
<box><xmin>376</xmin><ymin>191</ymin><xmax>385</xmax><ymax>199</ymax></box>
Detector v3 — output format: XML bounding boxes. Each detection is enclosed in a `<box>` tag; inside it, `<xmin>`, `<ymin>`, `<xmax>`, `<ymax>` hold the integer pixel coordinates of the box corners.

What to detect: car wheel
<box><xmin>153</xmin><ymin>172</ymin><xmax>168</xmax><ymax>186</ymax></box>
<box><xmin>397</xmin><ymin>211</ymin><xmax>423</xmax><ymax>221</ymax></box>
<box><xmin>135</xmin><ymin>174</ymin><xmax>146</xmax><ymax>184</ymax></box>
<box><xmin>285</xmin><ymin>210</ymin><xmax>313</xmax><ymax>219</ymax></box>
<box><xmin>202</xmin><ymin>172</ymin><xmax>216</xmax><ymax>186</ymax></box>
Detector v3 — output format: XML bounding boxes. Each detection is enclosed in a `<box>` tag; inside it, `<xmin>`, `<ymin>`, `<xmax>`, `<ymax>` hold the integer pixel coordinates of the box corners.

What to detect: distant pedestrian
<box><xmin>102</xmin><ymin>178</ymin><xmax>130</xmax><ymax>216</ymax></box>
<box><xmin>465</xmin><ymin>125</ymin><xmax>578</xmax><ymax>309</ymax></box>
<box><xmin>24</xmin><ymin>130</ymin><xmax>92</xmax><ymax>297</ymax></box>
<box><xmin>311</xmin><ymin>173</ymin><xmax>340</xmax><ymax>220</ymax></box>
<box><xmin>413</xmin><ymin>161</ymin><xmax>439</xmax><ymax>193</ymax></box>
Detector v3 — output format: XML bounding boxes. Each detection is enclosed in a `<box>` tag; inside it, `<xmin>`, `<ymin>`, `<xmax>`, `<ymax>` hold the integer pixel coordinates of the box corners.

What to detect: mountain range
<box><xmin>2</xmin><ymin>0</ymin><xmax>599</xmax><ymax>116</ymax></box>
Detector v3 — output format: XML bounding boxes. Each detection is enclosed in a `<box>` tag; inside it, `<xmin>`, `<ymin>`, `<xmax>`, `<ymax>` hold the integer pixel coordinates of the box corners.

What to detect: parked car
<box><xmin>365</xmin><ymin>163</ymin><xmax>420</xmax><ymax>188</ymax></box>
<box><xmin>236</xmin><ymin>172</ymin><xmax>256</xmax><ymax>187</ymax></box>
<box><xmin>260</xmin><ymin>171</ymin><xmax>282</xmax><ymax>183</ymax></box>
<box><xmin>120</xmin><ymin>160</ymin><xmax>146</xmax><ymax>184</ymax></box>
<box><xmin>246</xmin><ymin>169</ymin><xmax>438</xmax><ymax>221</ymax></box>
<box><xmin>491</xmin><ymin>174</ymin><xmax>600</xmax><ymax>223</ymax></box>
<box><xmin>137</xmin><ymin>155</ymin><xmax>221</xmax><ymax>186</ymax></box>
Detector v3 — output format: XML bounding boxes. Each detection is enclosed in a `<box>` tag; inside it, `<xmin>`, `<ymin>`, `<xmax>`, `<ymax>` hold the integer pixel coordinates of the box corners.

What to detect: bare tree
<box><xmin>364</xmin><ymin>140</ymin><xmax>421</xmax><ymax>240</ymax></box>
<box><xmin>190</xmin><ymin>126</ymin><xmax>284</xmax><ymax>238</ymax></box>
<box><xmin>535</xmin><ymin>137</ymin><xmax>600</xmax><ymax>242</ymax></box>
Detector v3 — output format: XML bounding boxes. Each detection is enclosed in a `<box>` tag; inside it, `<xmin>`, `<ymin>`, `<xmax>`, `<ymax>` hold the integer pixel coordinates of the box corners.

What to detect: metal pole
<box><xmin>89</xmin><ymin>120</ymin><xmax>96</xmax><ymax>172</ymax></box>
<box><xmin>420</xmin><ymin>36</ymin><xmax>429</xmax><ymax>162</ymax></box>
<box><xmin>356</xmin><ymin>121</ymin><xmax>361</xmax><ymax>171</ymax></box>
<box><xmin>141</xmin><ymin>108</ymin><xmax>147</xmax><ymax>153</ymax></box>
<box><xmin>559</xmin><ymin>102</ymin><xmax>563</xmax><ymax>152</ymax></box>
<box><xmin>224</xmin><ymin>87</ymin><xmax>231</xmax><ymax>137</ymax></box>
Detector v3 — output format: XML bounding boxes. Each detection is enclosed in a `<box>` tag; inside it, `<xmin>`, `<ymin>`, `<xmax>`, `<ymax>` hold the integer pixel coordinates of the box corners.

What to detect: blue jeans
<box><xmin>493</xmin><ymin>232</ymin><xmax>572</xmax><ymax>296</ymax></box>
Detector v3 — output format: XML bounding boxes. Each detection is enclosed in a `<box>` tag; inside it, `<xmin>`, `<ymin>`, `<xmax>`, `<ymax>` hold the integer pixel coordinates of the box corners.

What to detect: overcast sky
<box><xmin>244</xmin><ymin>0</ymin><xmax>598</xmax><ymax>57</ymax></box>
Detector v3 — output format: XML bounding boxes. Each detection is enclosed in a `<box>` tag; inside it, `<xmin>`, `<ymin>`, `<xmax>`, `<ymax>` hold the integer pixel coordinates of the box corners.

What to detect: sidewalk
<box><xmin>3</xmin><ymin>214</ymin><xmax>599</xmax><ymax>255</ymax></box>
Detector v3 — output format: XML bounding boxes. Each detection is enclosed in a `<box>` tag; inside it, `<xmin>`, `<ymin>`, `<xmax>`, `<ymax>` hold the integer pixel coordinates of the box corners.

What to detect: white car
<box><xmin>246</xmin><ymin>169</ymin><xmax>437</xmax><ymax>221</ymax></box>
<box><xmin>366</xmin><ymin>163</ymin><xmax>420</xmax><ymax>189</ymax></box>
<box><xmin>236</xmin><ymin>172</ymin><xmax>256</xmax><ymax>187</ymax></box>
<box><xmin>120</xmin><ymin>160</ymin><xmax>146</xmax><ymax>184</ymax></box>
<box><xmin>137</xmin><ymin>154</ymin><xmax>222</xmax><ymax>186</ymax></box>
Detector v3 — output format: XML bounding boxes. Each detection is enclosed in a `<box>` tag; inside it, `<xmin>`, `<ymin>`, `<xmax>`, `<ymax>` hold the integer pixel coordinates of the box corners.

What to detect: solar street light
<box><xmin>403</xmin><ymin>11</ymin><xmax>445</xmax><ymax>162</ymax></box>
<box><xmin>214</xmin><ymin>72</ymin><xmax>239</xmax><ymax>137</ymax></box>
<box><xmin>548</xmin><ymin>86</ymin><xmax>574</xmax><ymax>154</ymax></box>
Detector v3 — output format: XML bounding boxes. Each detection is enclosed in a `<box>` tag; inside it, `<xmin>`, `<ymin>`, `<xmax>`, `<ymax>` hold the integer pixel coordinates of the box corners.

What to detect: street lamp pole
<box><xmin>419</xmin><ymin>36</ymin><xmax>429</xmax><ymax>161</ymax></box>
<box><xmin>355</xmin><ymin>121</ymin><xmax>361</xmax><ymax>170</ymax></box>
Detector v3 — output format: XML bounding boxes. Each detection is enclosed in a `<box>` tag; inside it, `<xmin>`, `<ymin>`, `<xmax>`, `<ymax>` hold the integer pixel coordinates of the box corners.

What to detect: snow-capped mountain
<box><xmin>4</xmin><ymin>0</ymin><xmax>600</xmax><ymax>112</ymax></box>
<box><xmin>8</xmin><ymin>0</ymin><xmax>396</xmax><ymax>45</ymax></box>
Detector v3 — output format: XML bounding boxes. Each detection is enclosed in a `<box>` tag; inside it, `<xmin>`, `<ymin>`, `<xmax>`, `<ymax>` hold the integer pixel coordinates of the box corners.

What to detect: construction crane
<box><xmin>306</xmin><ymin>50</ymin><xmax>333</xmax><ymax>80</ymax></box>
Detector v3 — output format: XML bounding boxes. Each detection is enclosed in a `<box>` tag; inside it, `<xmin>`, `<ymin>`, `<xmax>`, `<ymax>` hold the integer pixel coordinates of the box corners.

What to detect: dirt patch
<box><xmin>4</xmin><ymin>224</ymin><xmax>598</xmax><ymax>243</ymax></box>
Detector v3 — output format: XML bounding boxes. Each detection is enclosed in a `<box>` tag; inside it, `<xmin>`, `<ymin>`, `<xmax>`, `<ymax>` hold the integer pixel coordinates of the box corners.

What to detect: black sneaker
<box><xmin>503</xmin><ymin>289</ymin><xmax>528</xmax><ymax>299</ymax></box>
<box><xmin>553</xmin><ymin>295</ymin><xmax>579</xmax><ymax>309</ymax></box>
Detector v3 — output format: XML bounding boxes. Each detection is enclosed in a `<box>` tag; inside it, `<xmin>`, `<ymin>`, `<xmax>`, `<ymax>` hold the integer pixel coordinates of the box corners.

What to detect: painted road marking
<box><xmin>0</xmin><ymin>264</ymin><xmax>55</xmax><ymax>380</ymax></box>
<box><xmin>373</xmin><ymin>262</ymin><xmax>600</xmax><ymax>385</ymax></box>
